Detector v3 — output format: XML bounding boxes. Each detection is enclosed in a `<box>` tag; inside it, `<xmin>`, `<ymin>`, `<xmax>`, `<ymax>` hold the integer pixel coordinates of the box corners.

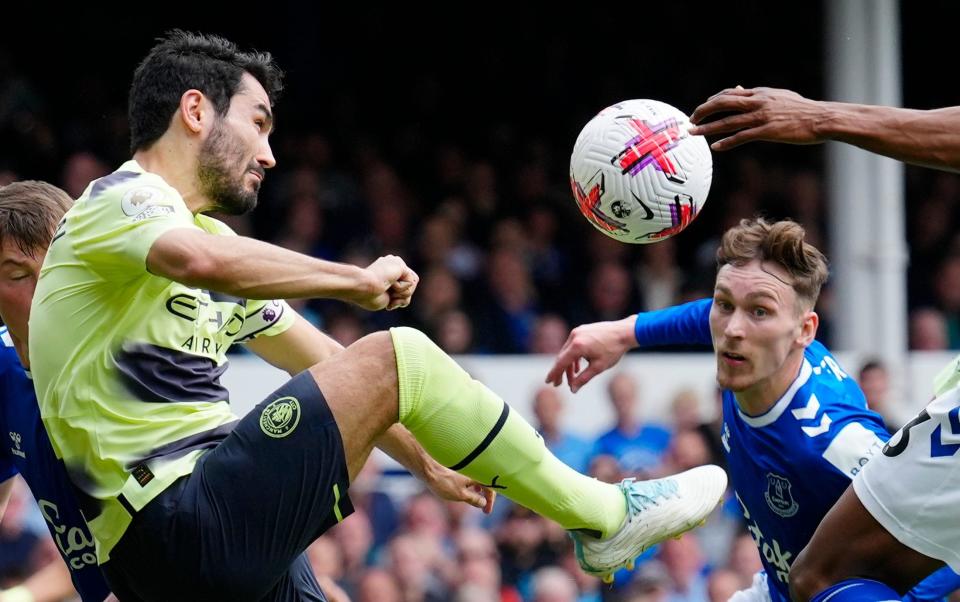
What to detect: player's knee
<box><xmin>348</xmin><ymin>329</ymin><xmax>399</xmax><ymax>362</ymax></box>
<box><xmin>788</xmin><ymin>549</ymin><xmax>832</xmax><ymax>602</ymax></box>
<box><xmin>389</xmin><ymin>326</ymin><xmax>433</xmax><ymax>350</ymax></box>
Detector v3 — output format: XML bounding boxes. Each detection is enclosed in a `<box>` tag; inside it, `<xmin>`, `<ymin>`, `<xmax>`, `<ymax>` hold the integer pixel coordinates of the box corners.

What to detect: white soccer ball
<box><xmin>569</xmin><ymin>99</ymin><xmax>712</xmax><ymax>243</ymax></box>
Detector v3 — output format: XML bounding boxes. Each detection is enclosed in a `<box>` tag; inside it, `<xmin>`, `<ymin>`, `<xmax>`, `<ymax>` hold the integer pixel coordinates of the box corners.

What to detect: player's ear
<box><xmin>178</xmin><ymin>90</ymin><xmax>207</xmax><ymax>135</ymax></box>
<box><xmin>797</xmin><ymin>309</ymin><xmax>818</xmax><ymax>347</ymax></box>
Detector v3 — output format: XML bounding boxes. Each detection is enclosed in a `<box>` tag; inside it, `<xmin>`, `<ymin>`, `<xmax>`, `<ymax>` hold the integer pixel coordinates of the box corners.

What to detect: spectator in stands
<box><xmin>531</xmin><ymin>566</ymin><xmax>578</xmax><ymax>602</ymax></box>
<box><xmin>706</xmin><ymin>568</ymin><xmax>742</xmax><ymax>602</ymax></box>
<box><xmin>435</xmin><ymin>309</ymin><xmax>475</xmax><ymax>354</ymax></box>
<box><xmin>357</xmin><ymin>568</ymin><xmax>403</xmax><ymax>602</ymax></box>
<box><xmin>857</xmin><ymin>360</ymin><xmax>901</xmax><ymax>433</ymax></box>
<box><xmin>662</xmin><ymin>429</ymin><xmax>712</xmax><ymax>476</ymax></box>
<box><xmin>934</xmin><ymin>254</ymin><xmax>960</xmax><ymax>348</ymax></box>
<box><xmin>533</xmin><ymin>386</ymin><xmax>592</xmax><ymax>473</ymax></box>
<box><xmin>530</xmin><ymin>314</ymin><xmax>570</xmax><ymax>355</ymax></box>
<box><xmin>558</xmin><ymin>548</ymin><xmax>602</xmax><ymax>602</ymax></box>
<box><xmin>659</xmin><ymin>534</ymin><xmax>709</xmax><ymax>602</ymax></box>
<box><xmin>410</xmin><ymin>266</ymin><xmax>463</xmax><ymax>339</ymax></box>
<box><xmin>455</xmin><ymin>527</ymin><xmax>522</xmax><ymax>602</ymax></box>
<box><xmin>306</xmin><ymin>536</ymin><xmax>350</xmax><ymax>602</ymax></box>
<box><xmin>669</xmin><ymin>389</ymin><xmax>724</xmax><ymax>468</ymax></box>
<box><xmin>576</xmin><ymin>262</ymin><xmax>635</xmax><ymax>325</ymax></box>
<box><xmin>910</xmin><ymin>307</ymin><xmax>949</xmax><ymax>351</ymax></box>
<box><xmin>61</xmin><ymin>151</ymin><xmax>109</xmax><ymax>198</ymax></box>
<box><xmin>635</xmin><ymin>239</ymin><xmax>682</xmax><ymax>312</ymax></box>
<box><xmin>332</xmin><ymin>510</ymin><xmax>375</xmax><ymax>595</ymax></box>
<box><xmin>388</xmin><ymin>533</ymin><xmax>450</xmax><ymax>602</ymax></box>
<box><xmin>475</xmin><ymin>249</ymin><xmax>539</xmax><ymax>353</ymax></box>
<box><xmin>0</xmin><ymin>479</ymin><xmax>57</xmax><ymax>588</ymax></box>
<box><xmin>592</xmin><ymin>373</ymin><xmax>672</xmax><ymax>477</ymax></box>
<box><xmin>728</xmin><ymin>533</ymin><xmax>764</xmax><ymax>591</ymax></box>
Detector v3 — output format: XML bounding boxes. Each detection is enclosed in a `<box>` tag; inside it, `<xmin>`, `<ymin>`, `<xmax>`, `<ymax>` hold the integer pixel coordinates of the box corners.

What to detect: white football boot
<box><xmin>571</xmin><ymin>464</ymin><xmax>728</xmax><ymax>583</ymax></box>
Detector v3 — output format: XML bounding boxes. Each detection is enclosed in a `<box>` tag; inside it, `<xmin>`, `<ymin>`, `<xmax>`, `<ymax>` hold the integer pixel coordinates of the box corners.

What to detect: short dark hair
<box><xmin>0</xmin><ymin>181</ymin><xmax>72</xmax><ymax>256</ymax></box>
<box><xmin>128</xmin><ymin>30</ymin><xmax>284</xmax><ymax>153</ymax></box>
<box><xmin>859</xmin><ymin>359</ymin><xmax>886</xmax><ymax>379</ymax></box>
<box><xmin>717</xmin><ymin>217</ymin><xmax>829</xmax><ymax>310</ymax></box>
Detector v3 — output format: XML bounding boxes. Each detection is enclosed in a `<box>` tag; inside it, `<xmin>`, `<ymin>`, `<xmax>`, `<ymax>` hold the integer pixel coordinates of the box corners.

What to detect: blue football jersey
<box><xmin>722</xmin><ymin>340</ymin><xmax>887</xmax><ymax>599</ymax></box>
<box><xmin>633</xmin><ymin>299</ymin><xmax>960</xmax><ymax>602</ymax></box>
<box><xmin>0</xmin><ymin>327</ymin><xmax>110</xmax><ymax>601</ymax></box>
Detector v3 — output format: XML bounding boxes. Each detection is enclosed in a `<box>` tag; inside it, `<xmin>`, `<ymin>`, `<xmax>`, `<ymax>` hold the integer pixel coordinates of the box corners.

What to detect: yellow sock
<box><xmin>391</xmin><ymin>327</ymin><xmax>626</xmax><ymax>537</ymax></box>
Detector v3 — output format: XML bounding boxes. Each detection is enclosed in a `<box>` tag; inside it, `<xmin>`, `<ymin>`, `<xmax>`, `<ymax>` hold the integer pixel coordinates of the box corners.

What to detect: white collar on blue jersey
<box><xmin>736</xmin><ymin>359</ymin><xmax>813</xmax><ymax>428</ymax></box>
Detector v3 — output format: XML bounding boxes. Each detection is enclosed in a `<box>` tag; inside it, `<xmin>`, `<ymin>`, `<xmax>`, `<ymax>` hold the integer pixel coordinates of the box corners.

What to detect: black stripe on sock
<box><xmin>448</xmin><ymin>402</ymin><xmax>510</xmax><ymax>471</ymax></box>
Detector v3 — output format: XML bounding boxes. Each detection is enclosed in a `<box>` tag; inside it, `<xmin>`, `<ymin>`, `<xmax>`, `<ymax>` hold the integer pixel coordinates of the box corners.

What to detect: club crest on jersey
<box><xmin>260</xmin><ymin>396</ymin><xmax>301</xmax><ymax>438</ymax></box>
<box><xmin>764</xmin><ymin>473</ymin><xmax>799</xmax><ymax>517</ymax></box>
<box><xmin>121</xmin><ymin>186</ymin><xmax>174</xmax><ymax>221</ymax></box>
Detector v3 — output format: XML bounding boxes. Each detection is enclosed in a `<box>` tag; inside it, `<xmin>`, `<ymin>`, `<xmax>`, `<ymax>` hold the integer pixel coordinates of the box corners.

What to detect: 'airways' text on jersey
<box><xmin>722</xmin><ymin>340</ymin><xmax>888</xmax><ymax>599</ymax></box>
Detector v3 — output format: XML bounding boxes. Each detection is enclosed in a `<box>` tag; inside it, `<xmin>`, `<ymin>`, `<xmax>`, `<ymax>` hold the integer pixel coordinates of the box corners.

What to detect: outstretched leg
<box><xmin>312</xmin><ymin>327</ymin><xmax>727</xmax><ymax>581</ymax></box>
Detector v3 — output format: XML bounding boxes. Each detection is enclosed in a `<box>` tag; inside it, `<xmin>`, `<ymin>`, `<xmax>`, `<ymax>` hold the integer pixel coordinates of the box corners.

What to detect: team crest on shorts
<box><xmin>764</xmin><ymin>473</ymin><xmax>799</xmax><ymax>517</ymax></box>
<box><xmin>260</xmin><ymin>396</ymin><xmax>301</xmax><ymax>438</ymax></box>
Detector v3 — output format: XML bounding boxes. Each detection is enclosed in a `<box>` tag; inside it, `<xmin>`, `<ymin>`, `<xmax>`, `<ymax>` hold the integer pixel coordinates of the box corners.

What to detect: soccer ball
<box><xmin>569</xmin><ymin>99</ymin><xmax>712</xmax><ymax>243</ymax></box>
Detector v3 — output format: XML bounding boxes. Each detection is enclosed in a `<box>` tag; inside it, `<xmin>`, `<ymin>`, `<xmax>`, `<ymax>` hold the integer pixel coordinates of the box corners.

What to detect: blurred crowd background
<box><xmin>2</xmin><ymin>2</ymin><xmax>960</xmax><ymax>600</ymax></box>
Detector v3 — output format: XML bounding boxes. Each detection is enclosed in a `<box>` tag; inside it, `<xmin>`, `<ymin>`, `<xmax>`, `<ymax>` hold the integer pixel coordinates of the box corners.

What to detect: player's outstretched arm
<box><xmin>690</xmin><ymin>86</ymin><xmax>960</xmax><ymax>172</ymax></box>
<box><xmin>376</xmin><ymin>425</ymin><xmax>496</xmax><ymax>513</ymax></box>
<box><xmin>545</xmin><ymin>316</ymin><xmax>638</xmax><ymax>393</ymax></box>
<box><xmin>546</xmin><ymin>298</ymin><xmax>713</xmax><ymax>393</ymax></box>
<box><xmin>146</xmin><ymin>228</ymin><xmax>418</xmax><ymax>310</ymax></box>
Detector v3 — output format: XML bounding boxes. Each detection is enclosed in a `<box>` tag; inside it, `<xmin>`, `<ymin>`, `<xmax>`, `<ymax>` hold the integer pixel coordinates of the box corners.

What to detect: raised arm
<box><xmin>546</xmin><ymin>298</ymin><xmax>712</xmax><ymax>392</ymax></box>
<box><xmin>146</xmin><ymin>228</ymin><xmax>418</xmax><ymax>310</ymax></box>
<box><xmin>689</xmin><ymin>87</ymin><xmax>960</xmax><ymax>172</ymax></box>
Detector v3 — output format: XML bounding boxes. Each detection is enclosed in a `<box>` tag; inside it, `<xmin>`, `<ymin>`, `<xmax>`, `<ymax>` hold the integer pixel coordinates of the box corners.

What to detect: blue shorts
<box><xmin>102</xmin><ymin>370</ymin><xmax>354</xmax><ymax>601</ymax></box>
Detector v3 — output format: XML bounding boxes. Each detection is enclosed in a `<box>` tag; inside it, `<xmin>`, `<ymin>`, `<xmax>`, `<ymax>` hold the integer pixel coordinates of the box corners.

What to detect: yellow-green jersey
<box><xmin>934</xmin><ymin>354</ymin><xmax>960</xmax><ymax>397</ymax></box>
<box><xmin>30</xmin><ymin>160</ymin><xmax>295</xmax><ymax>561</ymax></box>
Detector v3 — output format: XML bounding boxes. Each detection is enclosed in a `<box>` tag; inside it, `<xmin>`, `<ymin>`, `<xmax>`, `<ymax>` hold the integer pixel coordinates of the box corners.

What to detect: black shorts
<box><xmin>102</xmin><ymin>370</ymin><xmax>354</xmax><ymax>602</ymax></box>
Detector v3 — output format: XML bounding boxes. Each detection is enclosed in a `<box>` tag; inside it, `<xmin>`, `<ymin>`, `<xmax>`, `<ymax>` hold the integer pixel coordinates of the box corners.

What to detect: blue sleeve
<box><xmin>633</xmin><ymin>298</ymin><xmax>713</xmax><ymax>347</ymax></box>
<box><xmin>903</xmin><ymin>567</ymin><xmax>960</xmax><ymax>601</ymax></box>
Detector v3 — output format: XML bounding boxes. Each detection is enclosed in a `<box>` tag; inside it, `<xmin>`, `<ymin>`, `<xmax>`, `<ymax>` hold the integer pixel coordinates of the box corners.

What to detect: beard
<box><xmin>197</xmin><ymin>120</ymin><xmax>263</xmax><ymax>216</ymax></box>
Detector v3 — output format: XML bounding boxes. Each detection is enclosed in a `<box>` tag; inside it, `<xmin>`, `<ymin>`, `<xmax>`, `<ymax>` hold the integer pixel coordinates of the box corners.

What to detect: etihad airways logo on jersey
<box><xmin>166</xmin><ymin>292</ymin><xmax>246</xmax><ymax>355</ymax></box>
<box><xmin>8</xmin><ymin>432</ymin><xmax>24</xmax><ymax>459</ymax></box>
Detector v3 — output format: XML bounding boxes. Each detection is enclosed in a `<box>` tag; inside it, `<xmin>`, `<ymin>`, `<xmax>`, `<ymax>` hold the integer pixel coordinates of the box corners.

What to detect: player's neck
<box><xmin>11</xmin><ymin>332</ymin><xmax>29</xmax><ymax>370</ymax></box>
<box><xmin>733</xmin><ymin>352</ymin><xmax>805</xmax><ymax>417</ymax></box>
<box><xmin>133</xmin><ymin>145</ymin><xmax>208</xmax><ymax>214</ymax></box>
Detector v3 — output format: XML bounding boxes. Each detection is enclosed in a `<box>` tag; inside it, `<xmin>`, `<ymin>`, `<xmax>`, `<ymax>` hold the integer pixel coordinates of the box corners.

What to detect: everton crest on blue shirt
<box><xmin>764</xmin><ymin>473</ymin><xmax>799</xmax><ymax>518</ymax></box>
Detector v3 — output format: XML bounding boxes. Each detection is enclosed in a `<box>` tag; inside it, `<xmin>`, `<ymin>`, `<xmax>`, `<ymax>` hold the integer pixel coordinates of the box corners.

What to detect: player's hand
<box><xmin>354</xmin><ymin>255</ymin><xmax>419</xmax><ymax>311</ymax></box>
<box><xmin>426</xmin><ymin>465</ymin><xmax>496</xmax><ymax>514</ymax></box>
<box><xmin>545</xmin><ymin>317</ymin><xmax>637</xmax><ymax>393</ymax></box>
<box><xmin>689</xmin><ymin>86</ymin><xmax>827</xmax><ymax>151</ymax></box>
